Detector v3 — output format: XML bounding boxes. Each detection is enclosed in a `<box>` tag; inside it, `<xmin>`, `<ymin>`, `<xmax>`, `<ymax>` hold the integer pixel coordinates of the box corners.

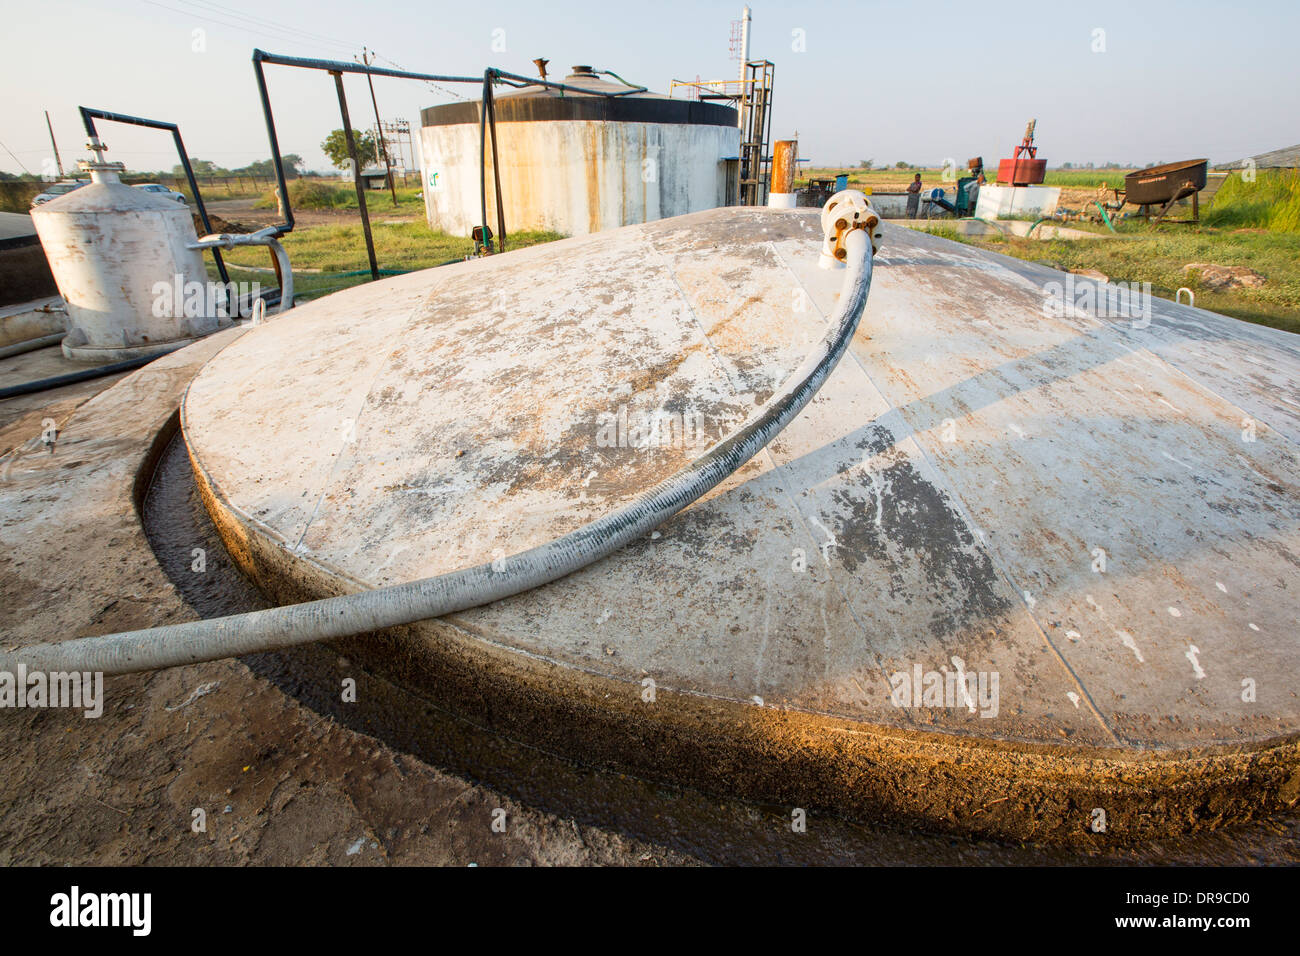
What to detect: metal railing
<box><xmin>78</xmin><ymin>107</ymin><xmax>229</xmax><ymax>286</ymax></box>
<box><xmin>250</xmin><ymin>50</ymin><xmax>638</xmax><ymax>279</ymax></box>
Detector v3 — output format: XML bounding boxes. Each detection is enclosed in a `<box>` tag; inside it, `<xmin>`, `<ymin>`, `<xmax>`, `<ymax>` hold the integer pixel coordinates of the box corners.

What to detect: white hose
<box><xmin>1</xmin><ymin>227</ymin><xmax>874</xmax><ymax>676</ymax></box>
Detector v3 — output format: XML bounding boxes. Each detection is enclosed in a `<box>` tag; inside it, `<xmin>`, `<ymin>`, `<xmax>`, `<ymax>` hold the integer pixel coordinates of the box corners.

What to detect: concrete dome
<box><xmin>181</xmin><ymin>207</ymin><xmax>1300</xmax><ymax>838</ymax></box>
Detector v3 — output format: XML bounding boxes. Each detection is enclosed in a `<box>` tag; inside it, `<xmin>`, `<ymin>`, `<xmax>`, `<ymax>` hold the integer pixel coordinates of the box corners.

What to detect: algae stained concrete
<box><xmin>178</xmin><ymin>209</ymin><xmax>1300</xmax><ymax>839</ymax></box>
<box><xmin>184</xmin><ymin>209</ymin><xmax>1300</xmax><ymax>751</ymax></box>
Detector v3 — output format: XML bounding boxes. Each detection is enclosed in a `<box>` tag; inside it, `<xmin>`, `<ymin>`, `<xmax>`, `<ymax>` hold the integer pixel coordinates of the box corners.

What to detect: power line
<box><xmin>171</xmin><ymin>0</ymin><xmax>359</xmax><ymax>53</ymax></box>
<box><xmin>369</xmin><ymin>50</ymin><xmax>470</xmax><ymax>102</ymax></box>
<box><xmin>0</xmin><ymin>138</ymin><xmax>34</xmax><ymax>174</ymax></box>
<box><xmin>138</xmin><ymin>0</ymin><xmax>357</xmax><ymax>55</ymax></box>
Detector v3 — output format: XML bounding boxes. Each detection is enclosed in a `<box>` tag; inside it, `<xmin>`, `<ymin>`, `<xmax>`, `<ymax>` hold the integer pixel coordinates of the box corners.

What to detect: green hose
<box><xmin>1094</xmin><ymin>202</ymin><xmax>1117</xmax><ymax>233</ymax></box>
<box><xmin>598</xmin><ymin>70</ymin><xmax>641</xmax><ymax>89</ymax></box>
<box><xmin>333</xmin><ymin>268</ymin><xmax>409</xmax><ymax>277</ymax></box>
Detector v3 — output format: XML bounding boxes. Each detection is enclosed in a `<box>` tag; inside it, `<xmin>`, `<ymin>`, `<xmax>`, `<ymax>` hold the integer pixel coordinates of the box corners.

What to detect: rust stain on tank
<box><xmin>585</xmin><ymin>125</ymin><xmax>601</xmax><ymax>236</ymax></box>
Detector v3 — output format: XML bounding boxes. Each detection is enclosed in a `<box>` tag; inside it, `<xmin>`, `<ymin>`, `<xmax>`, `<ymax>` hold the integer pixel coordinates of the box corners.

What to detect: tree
<box><xmin>233</xmin><ymin>155</ymin><xmax>304</xmax><ymax>179</ymax></box>
<box><xmin>894</xmin><ymin>160</ymin><xmax>909</xmax><ymax>169</ymax></box>
<box><xmin>321</xmin><ymin>129</ymin><xmax>378</xmax><ymax>171</ymax></box>
<box><xmin>858</xmin><ymin>158</ymin><xmax>874</xmax><ymax>170</ymax></box>
<box><xmin>173</xmin><ymin>158</ymin><xmax>229</xmax><ymax>176</ymax></box>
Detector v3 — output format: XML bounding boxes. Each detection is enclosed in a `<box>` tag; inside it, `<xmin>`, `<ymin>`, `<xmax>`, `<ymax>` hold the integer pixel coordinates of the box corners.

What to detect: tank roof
<box><xmin>183</xmin><ymin>207</ymin><xmax>1300</xmax><ymax>754</ymax></box>
<box><xmin>420</xmin><ymin>72</ymin><xmax>737</xmax><ymax>127</ymax></box>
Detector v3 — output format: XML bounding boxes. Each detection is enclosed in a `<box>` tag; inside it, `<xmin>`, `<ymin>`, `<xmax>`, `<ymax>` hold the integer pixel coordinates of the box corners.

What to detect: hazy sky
<box><xmin>1</xmin><ymin>0</ymin><xmax>1296</xmax><ymax>177</ymax></box>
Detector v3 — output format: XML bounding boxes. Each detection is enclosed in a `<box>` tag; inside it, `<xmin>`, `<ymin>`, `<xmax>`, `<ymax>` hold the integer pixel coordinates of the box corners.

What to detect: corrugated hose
<box><xmin>0</xmin><ymin>203</ymin><xmax>877</xmax><ymax>676</ymax></box>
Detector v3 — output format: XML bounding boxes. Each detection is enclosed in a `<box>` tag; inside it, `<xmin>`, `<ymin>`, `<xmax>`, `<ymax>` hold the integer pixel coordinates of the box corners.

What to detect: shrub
<box><xmin>253</xmin><ymin>179</ymin><xmax>352</xmax><ymax>210</ymax></box>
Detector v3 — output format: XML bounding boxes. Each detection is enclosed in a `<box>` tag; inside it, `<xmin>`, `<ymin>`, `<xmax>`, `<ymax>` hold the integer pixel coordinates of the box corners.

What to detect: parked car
<box><xmin>30</xmin><ymin>180</ymin><xmax>90</xmax><ymax>206</ymax></box>
<box><xmin>133</xmin><ymin>183</ymin><xmax>188</xmax><ymax>203</ymax></box>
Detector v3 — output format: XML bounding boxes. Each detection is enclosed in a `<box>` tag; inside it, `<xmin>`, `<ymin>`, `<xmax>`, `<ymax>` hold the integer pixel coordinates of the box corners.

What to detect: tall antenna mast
<box><xmin>739</xmin><ymin>5</ymin><xmax>751</xmax><ymax>84</ymax></box>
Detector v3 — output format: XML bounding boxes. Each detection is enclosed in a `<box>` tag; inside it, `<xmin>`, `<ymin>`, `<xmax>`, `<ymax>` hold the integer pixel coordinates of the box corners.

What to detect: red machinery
<box><xmin>996</xmin><ymin>119</ymin><xmax>1047</xmax><ymax>186</ymax></box>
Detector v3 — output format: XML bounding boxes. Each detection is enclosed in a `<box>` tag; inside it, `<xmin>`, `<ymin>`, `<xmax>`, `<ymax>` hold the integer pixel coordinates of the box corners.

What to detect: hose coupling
<box><xmin>819</xmin><ymin>189</ymin><xmax>881</xmax><ymax>269</ymax></box>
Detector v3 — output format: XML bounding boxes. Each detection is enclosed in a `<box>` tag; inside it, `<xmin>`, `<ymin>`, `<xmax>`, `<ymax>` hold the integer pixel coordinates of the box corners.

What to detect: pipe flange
<box><xmin>820</xmin><ymin>189</ymin><xmax>882</xmax><ymax>269</ymax></box>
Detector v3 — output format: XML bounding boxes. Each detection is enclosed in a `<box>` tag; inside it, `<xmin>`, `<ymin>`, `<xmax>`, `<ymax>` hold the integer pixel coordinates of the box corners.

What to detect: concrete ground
<box><xmin>0</xmin><ymin>211</ymin><xmax>39</xmax><ymax>243</ymax></box>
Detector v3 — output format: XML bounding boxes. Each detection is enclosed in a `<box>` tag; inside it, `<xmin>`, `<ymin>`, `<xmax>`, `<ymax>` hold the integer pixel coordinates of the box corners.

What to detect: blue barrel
<box><xmin>835</xmin><ymin>174</ymin><xmax>848</xmax><ymax>191</ymax></box>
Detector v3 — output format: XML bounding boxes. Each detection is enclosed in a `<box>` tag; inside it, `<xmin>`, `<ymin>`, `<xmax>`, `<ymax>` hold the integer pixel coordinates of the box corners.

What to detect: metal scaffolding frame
<box><xmin>738</xmin><ymin>60</ymin><xmax>774</xmax><ymax>207</ymax></box>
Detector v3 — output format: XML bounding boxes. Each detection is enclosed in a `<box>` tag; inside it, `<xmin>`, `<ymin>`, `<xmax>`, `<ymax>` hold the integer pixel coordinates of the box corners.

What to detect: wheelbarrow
<box><xmin>1112</xmin><ymin>159</ymin><xmax>1208</xmax><ymax>225</ymax></box>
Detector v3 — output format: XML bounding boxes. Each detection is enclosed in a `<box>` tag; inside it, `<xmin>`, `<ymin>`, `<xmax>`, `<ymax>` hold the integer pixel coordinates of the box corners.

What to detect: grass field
<box><xmin>929</xmin><ymin>170</ymin><xmax>1300</xmax><ymax>335</ymax></box>
<box><xmin>178</xmin><ymin>179</ymin><xmax>274</xmax><ymax>202</ymax></box>
<box><xmin>211</xmin><ymin>219</ymin><xmax>565</xmax><ymax>299</ymax></box>
<box><xmin>1203</xmin><ymin>169</ymin><xmax>1300</xmax><ymax>232</ymax></box>
<box><xmin>252</xmin><ymin>180</ymin><xmax>425</xmax><ymax>214</ymax></box>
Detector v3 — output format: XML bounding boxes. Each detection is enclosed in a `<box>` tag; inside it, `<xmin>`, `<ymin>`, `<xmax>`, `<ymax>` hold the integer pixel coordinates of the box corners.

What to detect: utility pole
<box><xmin>45</xmin><ymin>111</ymin><xmax>64</xmax><ymax>178</ymax></box>
<box><xmin>360</xmin><ymin>48</ymin><xmax>398</xmax><ymax>207</ymax></box>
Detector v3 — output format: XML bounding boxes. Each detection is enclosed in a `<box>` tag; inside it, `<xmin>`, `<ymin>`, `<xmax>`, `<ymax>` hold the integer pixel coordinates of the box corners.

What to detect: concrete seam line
<box><xmin>0</xmin><ymin>228</ymin><xmax>874</xmax><ymax>676</ymax></box>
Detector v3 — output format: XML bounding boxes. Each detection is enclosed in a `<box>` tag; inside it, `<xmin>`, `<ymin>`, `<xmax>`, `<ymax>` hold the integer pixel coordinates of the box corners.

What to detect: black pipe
<box><xmin>488</xmin><ymin>67</ymin><xmax>626</xmax><ymax>98</ymax></box>
<box><xmin>252</xmin><ymin>52</ymin><xmax>617</xmax><ymax>100</ymax></box>
<box><xmin>255</xmin><ymin>49</ymin><xmax>479</xmax><ymax>86</ymax></box>
<box><xmin>594</xmin><ymin>70</ymin><xmax>649</xmax><ymax>96</ymax></box>
<box><xmin>332</xmin><ymin>71</ymin><xmax>379</xmax><ymax>280</ymax></box>
<box><xmin>252</xmin><ymin>53</ymin><xmax>294</xmax><ymax>237</ymax></box>
<box><xmin>479</xmin><ymin>72</ymin><xmax>491</xmax><ymax>254</ymax></box>
<box><xmin>78</xmin><ymin>107</ymin><xmax>229</xmax><ymax>286</ymax></box>
<box><xmin>0</xmin><ymin>349</ymin><xmax>182</xmax><ymax>401</ymax></box>
<box><xmin>248</xmin><ymin>52</ymin><xmax>633</xmax><ymax>268</ymax></box>
<box><xmin>487</xmin><ymin>80</ymin><xmax>506</xmax><ymax>253</ymax></box>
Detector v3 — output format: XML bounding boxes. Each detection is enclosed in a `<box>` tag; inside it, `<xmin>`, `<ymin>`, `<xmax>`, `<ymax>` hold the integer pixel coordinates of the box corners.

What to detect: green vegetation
<box><xmin>173</xmin><ymin>155</ymin><xmax>304</xmax><ymax>179</ymax></box>
<box><xmin>926</xmin><ymin>225</ymin><xmax>963</xmax><ymax>243</ymax></box>
<box><xmin>254</xmin><ymin>181</ymin><xmax>426</xmax><ymax>213</ymax></box>
<box><xmin>1204</xmin><ymin>169</ymin><xmax>1300</xmax><ymax>232</ymax></box>
<box><xmin>212</xmin><ymin>219</ymin><xmax>565</xmax><ymax>299</ymax></box>
<box><xmin>1040</xmin><ymin>169</ymin><xmax>1134</xmax><ymax>188</ymax></box>
<box><xmin>253</xmin><ymin>179</ymin><xmax>351</xmax><ymax>210</ymax></box>
<box><xmin>935</xmin><ymin>175</ymin><xmax>1300</xmax><ymax>335</ymax></box>
<box><xmin>321</xmin><ymin>129</ymin><xmax>378</xmax><ymax>171</ymax></box>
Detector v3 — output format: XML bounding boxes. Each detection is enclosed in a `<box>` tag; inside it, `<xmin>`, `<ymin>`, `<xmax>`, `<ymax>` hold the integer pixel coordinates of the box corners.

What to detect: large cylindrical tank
<box><xmin>31</xmin><ymin>161</ymin><xmax>230</xmax><ymax>363</ymax></box>
<box><xmin>420</xmin><ymin>66</ymin><xmax>740</xmax><ymax>237</ymax></box>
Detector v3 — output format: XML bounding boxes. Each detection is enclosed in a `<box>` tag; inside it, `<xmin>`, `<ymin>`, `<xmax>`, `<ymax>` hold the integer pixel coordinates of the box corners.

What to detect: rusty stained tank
<box><xmin>419</xmin><ymin>65</ymin><xmax>739</xmax><ymax>237</ymax></box>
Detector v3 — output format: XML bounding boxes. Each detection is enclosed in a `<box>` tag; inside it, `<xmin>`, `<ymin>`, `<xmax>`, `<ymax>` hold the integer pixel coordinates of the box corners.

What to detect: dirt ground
<box><xmin>204</xmin><ymin>197</ymin><xmax>421</xmax><ymax>231</ymax></box>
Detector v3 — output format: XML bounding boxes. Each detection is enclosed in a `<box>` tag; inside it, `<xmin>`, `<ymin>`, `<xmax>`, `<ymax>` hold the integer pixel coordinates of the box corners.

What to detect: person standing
<box><xmin>906</xmin><ymin>172</ymin><xmax>922</xmax><ymax>219</ymax></box>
